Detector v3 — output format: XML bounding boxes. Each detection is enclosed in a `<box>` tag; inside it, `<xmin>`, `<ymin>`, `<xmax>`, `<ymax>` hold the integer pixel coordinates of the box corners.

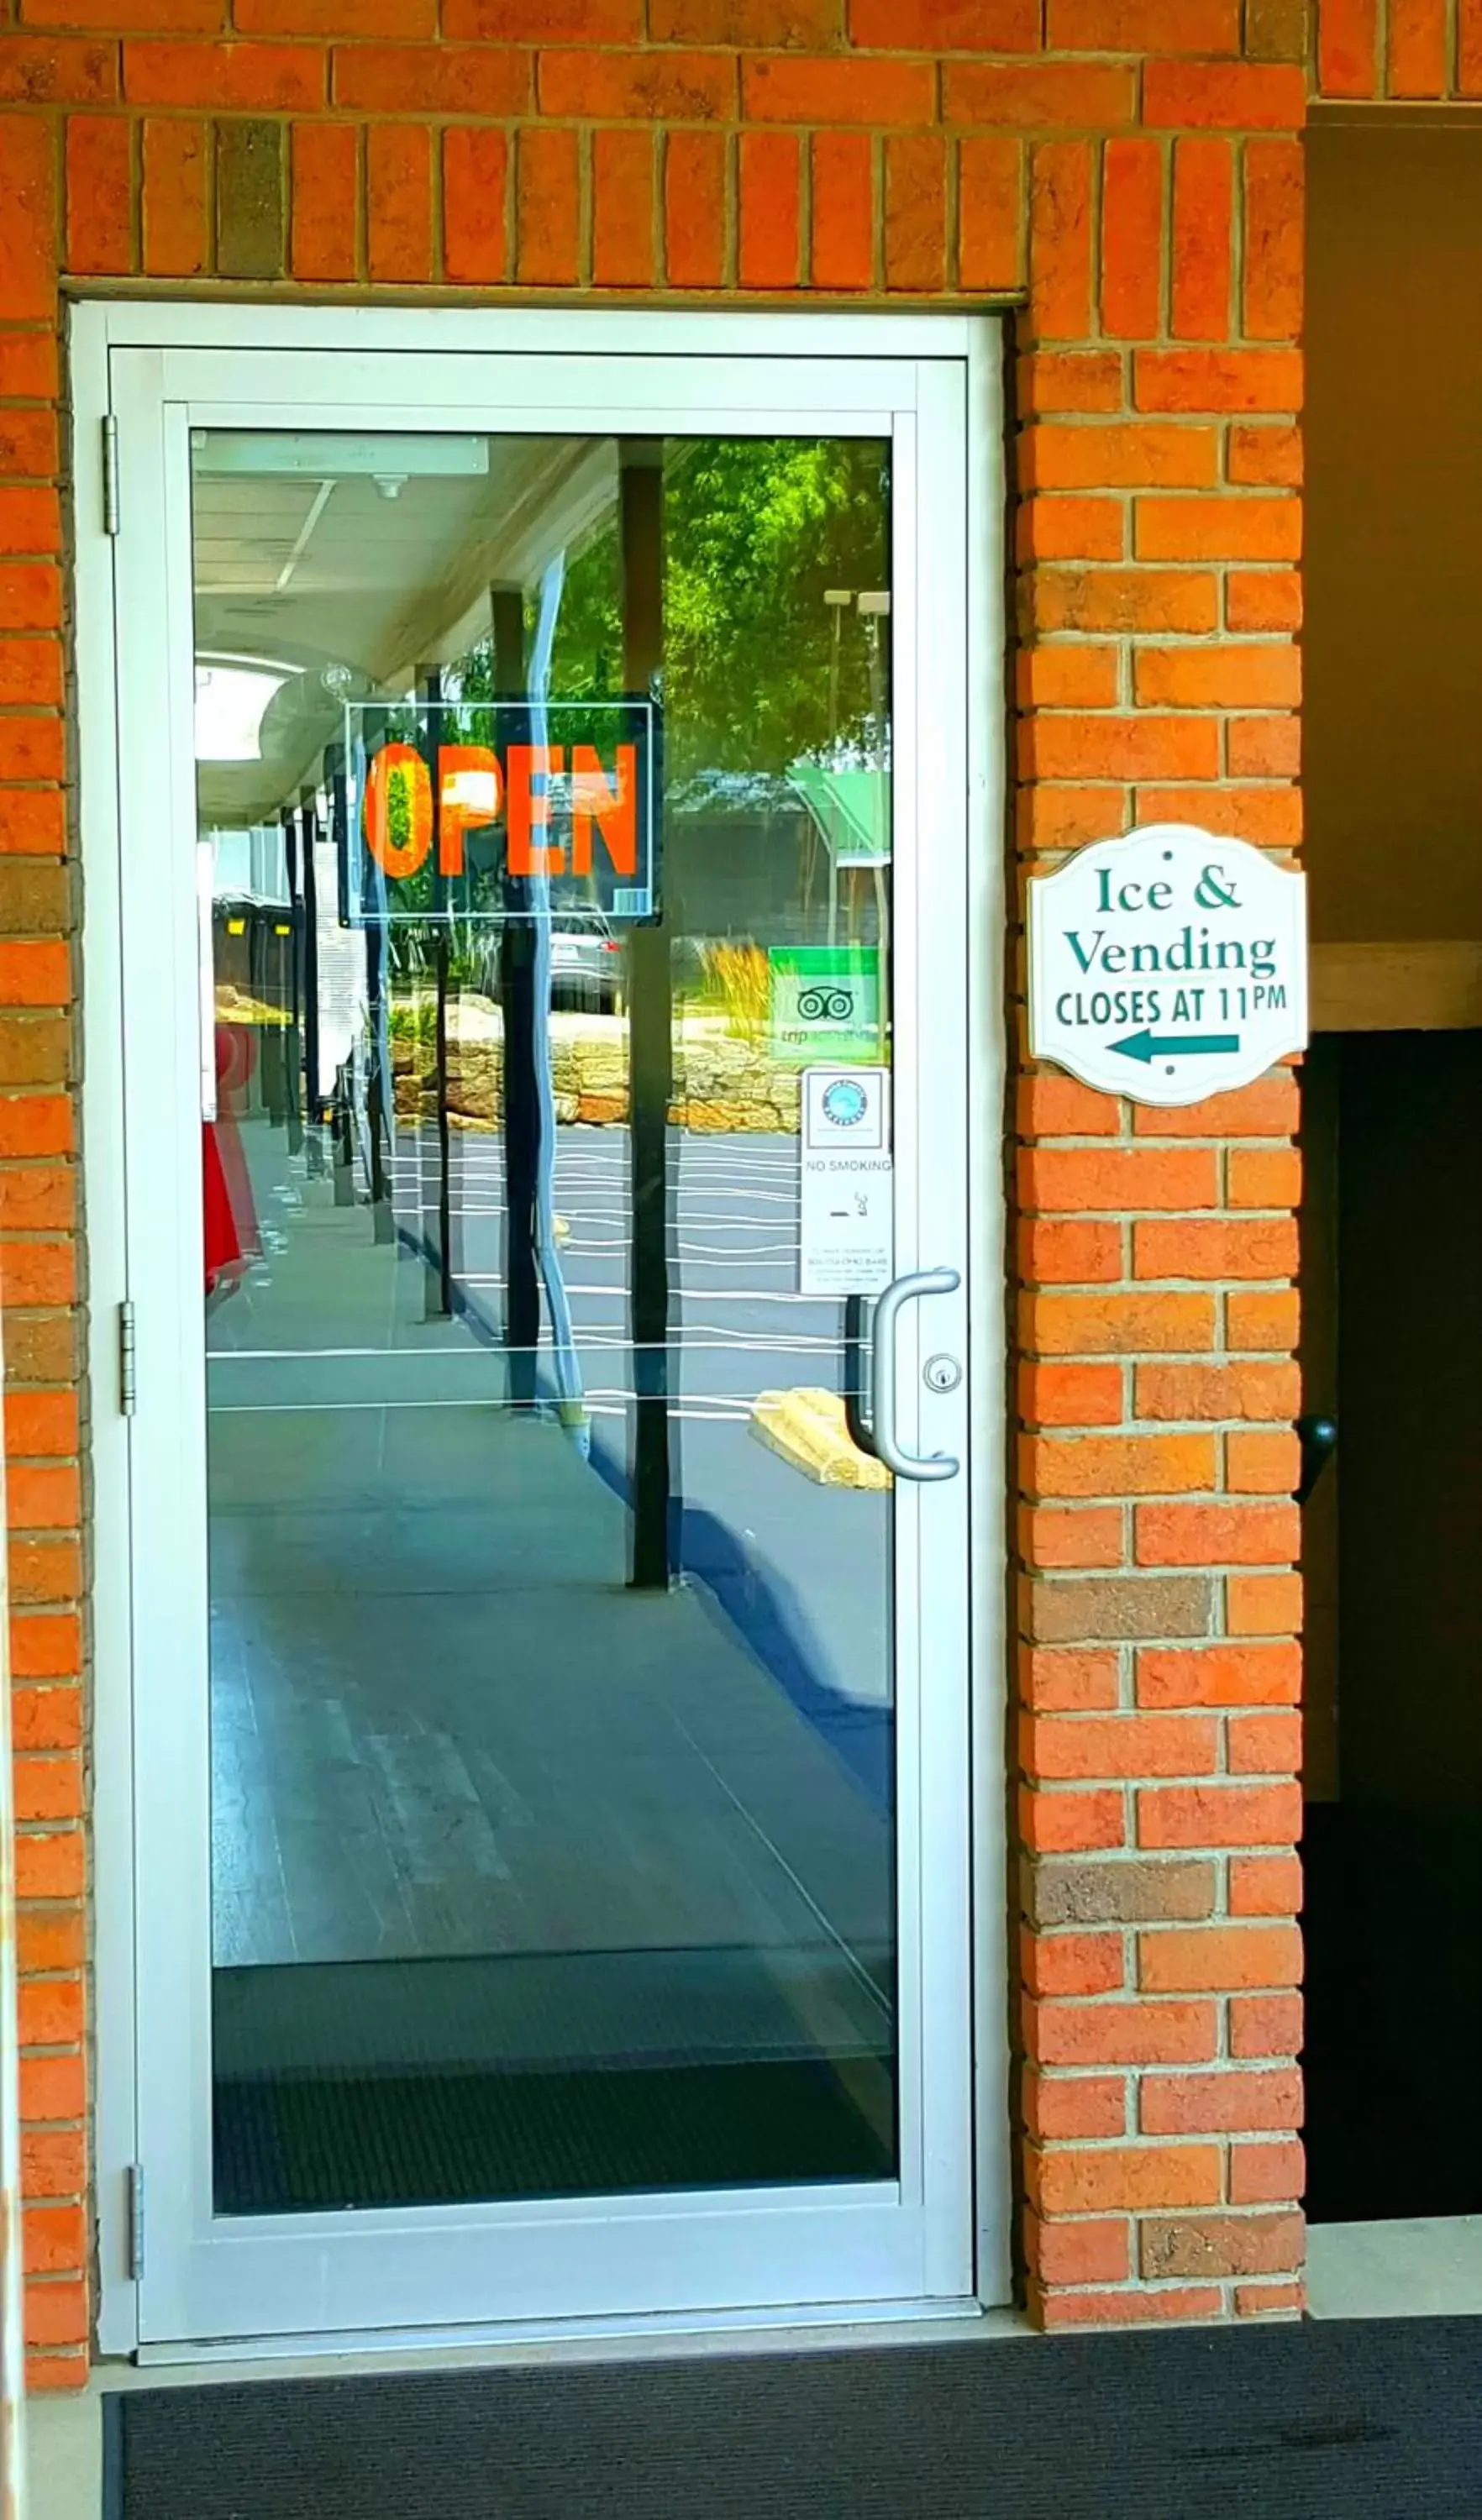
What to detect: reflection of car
<box><xmin>549</xmin><ymin>926</ymin><xmax>623</xmax><ymax>1010</ymax></box>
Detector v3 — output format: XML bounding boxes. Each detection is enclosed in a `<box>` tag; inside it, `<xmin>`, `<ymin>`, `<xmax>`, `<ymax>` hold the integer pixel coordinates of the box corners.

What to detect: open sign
<box><xmin>339</xmin><ymin>696</ymin><xmax>659</xmax><ymax>927</ymax></box>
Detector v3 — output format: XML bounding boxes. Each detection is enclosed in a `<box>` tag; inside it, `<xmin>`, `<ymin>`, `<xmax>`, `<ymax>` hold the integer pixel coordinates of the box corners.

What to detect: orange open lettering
<box><xmin>436</xmin><ymin>746</ymin><xmax>502</xmax><ymax>879</ymax></box>
<box><xmin>507</xmin><ymin>744</ymin><xmax>565</xmax><ymax>878</ymax></box>
<box><xmin>571</xmin><ymin>744</ymin><xmax>637</xmax><ymax>877</ymax></box>
<box><xmin>363</xmin><ymin>743</ymin><xmax>433</xmax><ymax>879</ymax></box>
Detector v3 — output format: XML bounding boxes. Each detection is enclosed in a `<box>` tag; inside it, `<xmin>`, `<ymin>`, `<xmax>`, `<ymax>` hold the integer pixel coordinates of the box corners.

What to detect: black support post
<box><xmin>620</xmin><ymin>443</ymin><xmax>673</xmax><ymax>1592</ymax></box>
<box><xmin>492</xmin><ymin>585</ymin><xmax>539</xmax><ymax>1407</ymax></box>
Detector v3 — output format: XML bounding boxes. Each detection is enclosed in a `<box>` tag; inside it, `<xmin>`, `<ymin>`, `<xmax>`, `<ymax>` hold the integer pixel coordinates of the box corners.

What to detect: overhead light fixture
<box><xmin>191</xmin><ymin>432</ymin><xmax>491</xmax><ymax>480</ymax></box>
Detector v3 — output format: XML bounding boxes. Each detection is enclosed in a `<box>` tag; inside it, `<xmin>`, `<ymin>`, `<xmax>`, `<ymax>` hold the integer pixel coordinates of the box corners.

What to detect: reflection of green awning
<box><xmin>786</xmin><ymin>764</ymin><xmax>891</xmax><ymax>867</ymax></box>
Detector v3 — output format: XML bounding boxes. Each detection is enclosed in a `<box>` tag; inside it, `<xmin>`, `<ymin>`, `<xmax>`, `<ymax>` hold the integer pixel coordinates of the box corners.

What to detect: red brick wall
<box><xmin>1319</xmin><ymin>0</ymin><xmax>1482</xmax><ymax>94</ymax></box>
<box><xmin>0</xmin><ymin>0</ymin><xmax>1313</xmax><ymax>2383</ymax></box>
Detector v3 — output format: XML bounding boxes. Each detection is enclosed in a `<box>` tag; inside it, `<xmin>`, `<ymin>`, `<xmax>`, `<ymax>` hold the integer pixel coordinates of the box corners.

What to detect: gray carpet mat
<box><xmin>109</xmin><ymin>2316</ymin><xmax>1482</xmax><ymax>2517</ymax></box>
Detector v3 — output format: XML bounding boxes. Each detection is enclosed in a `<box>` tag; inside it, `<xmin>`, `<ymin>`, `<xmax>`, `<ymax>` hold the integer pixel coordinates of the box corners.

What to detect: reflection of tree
<box><xmin>457</xmin><ymin>438</ymin><xmax>891</xmax><ymax>788</ymax></box>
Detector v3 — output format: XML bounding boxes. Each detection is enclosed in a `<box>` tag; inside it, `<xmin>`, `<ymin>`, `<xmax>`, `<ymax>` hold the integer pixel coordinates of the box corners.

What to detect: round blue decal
<box><xmin>821</xmin><ymin>1078</ymin><xmax>869</xmax><ymax>1129</ymax></box>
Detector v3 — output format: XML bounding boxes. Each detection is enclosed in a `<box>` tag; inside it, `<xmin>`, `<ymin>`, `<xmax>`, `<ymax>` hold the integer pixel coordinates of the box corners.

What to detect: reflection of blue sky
<box><xmin>195</xmin><ymin>659</ymin><xmax>290</xmax><ymax>762</ymax></box>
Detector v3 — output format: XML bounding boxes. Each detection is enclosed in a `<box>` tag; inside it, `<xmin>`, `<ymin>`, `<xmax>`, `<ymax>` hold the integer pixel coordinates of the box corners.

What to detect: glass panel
<box><xmin>192</xmin><ymin>425</ymin><xmax>896</xmax><ymax>2213</ymax></box>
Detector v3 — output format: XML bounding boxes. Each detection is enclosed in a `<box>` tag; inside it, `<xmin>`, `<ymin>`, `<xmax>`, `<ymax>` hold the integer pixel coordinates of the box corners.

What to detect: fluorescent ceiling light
<box><xmin>191</xmin><ymin>432</ymin><xmax>491</xmax><ymax>479</ymax></box>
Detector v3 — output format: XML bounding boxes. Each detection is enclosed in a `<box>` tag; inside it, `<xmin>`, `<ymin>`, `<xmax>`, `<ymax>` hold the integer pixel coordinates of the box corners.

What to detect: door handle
<box><xmin>867</xmin><ymin>1267</ymin><xmax>962</xmax><ymax>1483</ymax></box>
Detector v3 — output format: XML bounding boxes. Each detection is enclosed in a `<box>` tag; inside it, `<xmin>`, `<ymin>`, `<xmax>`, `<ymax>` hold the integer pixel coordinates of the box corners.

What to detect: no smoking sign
<box><xmin>1028</xmin><ymin>824</ymin><xmax>1308</xmax><ymax>1109</ymax></box>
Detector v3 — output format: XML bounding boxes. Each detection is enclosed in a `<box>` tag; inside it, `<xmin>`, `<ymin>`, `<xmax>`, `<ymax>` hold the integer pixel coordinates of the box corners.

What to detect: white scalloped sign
<box><xmin>1028</xmin><ymin>824</ymin><xmax>1307</xmax><ymax>1108</ymax></box>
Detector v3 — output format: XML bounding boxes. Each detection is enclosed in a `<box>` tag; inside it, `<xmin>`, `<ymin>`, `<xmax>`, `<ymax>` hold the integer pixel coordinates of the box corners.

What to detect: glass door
<box><xmin>111</xmin><ymin>331</ymin><xmax>981</xmax><ymax>2347</ymax></box>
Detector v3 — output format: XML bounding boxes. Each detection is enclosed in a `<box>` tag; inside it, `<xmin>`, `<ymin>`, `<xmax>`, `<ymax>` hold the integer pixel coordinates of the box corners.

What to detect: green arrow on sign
<box><xmin>1110</xmin><ymin>1030</ymin><xmax>1241</xmax><ymax>1063</ymax></box>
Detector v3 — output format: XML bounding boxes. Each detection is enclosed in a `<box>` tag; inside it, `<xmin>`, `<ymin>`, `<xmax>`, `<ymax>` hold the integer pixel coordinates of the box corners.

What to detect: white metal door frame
<box><xmin>72</xmin><ymin>301</ymin><xmax>1008</xmax><ymax>2357</ymax></box>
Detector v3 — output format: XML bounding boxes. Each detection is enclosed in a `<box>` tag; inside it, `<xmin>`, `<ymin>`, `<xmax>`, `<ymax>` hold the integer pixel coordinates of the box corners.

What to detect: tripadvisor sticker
<box><xmin>1028</xmin><ymin>823</ymin><xmax>1307</xmax><ymax>1109</ymax></box>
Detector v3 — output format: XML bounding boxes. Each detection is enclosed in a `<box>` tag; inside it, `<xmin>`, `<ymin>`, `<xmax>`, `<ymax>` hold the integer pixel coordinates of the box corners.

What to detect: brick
<box><xmin>1230</xmin><ymin>1852</ymin><xmax>1301</xmax><ymax>1915</ymax></box>
<box><xmin>216</xmin><ymin>118</ymin><xmax>286</xmax><ymax>281</ymax></box>
<box><xmin>1027</xmin><ymin>1997</ymin><xmax>1217</xmax><ymax>2067</ymax></box>
<box><xmin>738</xmin><ymin>131</ymin><xmax>800</xmax><ymax>289</ymax></box>
<box><xmin>1026</xmin><ymin>1433</ymin><xmax>1216</xmax><ymax>1503</ymax></box>
<box><xmin>0</xmin><ymin>643</ymin><xmax>61</xmax><ymax>706</ymax></box>
<box><xmin>1138</xmin><ymin>1782</ymin><xmax>1302</xmax><ymax>1851</ymax></box>
<box><xmin>1048</xmin><ymin>0</ymin><xmax>1239</xmax><ymax>41</ymax></box>
<box><xmin>1237</xmin><ymin>2281</ymin><xmax>1303</xmax><ymax>2317</ymax></box>
<box><xmin>1033</xmin><ymin>2143</ymin><xmax>1221</xmax><ymax>2218</ymax></box>
<box><xmin>1139</xmin><ymin>1922</ymin><xmax>1300</xmax><ymax>1993</ymax></box>
<box><xmin>9</xmin><ymin>1527</ymin><xmax>81</xmax><ymax>1593</ymax></box>
<box><xmin>1099</xmin><ymin>136</ymin><xmax>1161</xmax><ymax>340</ymax></box>
<box><xmin>1022</xmin><ymin>1927</ymin><xmax>1124</xmax><ymax>1997</ymax></box>
<box><xmin>1142</xmin><ymin>2066</ymin><xmax>1301</xmax><ymax>2135</ymax></box>
<box><xmin>959</xmin><ymin>134</ymin><xmax>1024</xmax><ymax>294</ymax></box>
<box><xmin>1135</xmin><ymin>785</ymin><xmax>1301</xmax><ymax>848</ymax></box>
<box><xmin>15</xmin><ymin>1830</ymin><xmax>82</xmax><ymax>1902</ymax></box>
<box><xmin>1134</xmin><ymin>349</ymin><xmax>1303</xmax><ymax>414</ymax></box>
<box><xmin>1038</xmin><ymin>2283</ymin><xmax>1222</xmax><ymax>2327</ymax></box>
<box><xmin>1135</xmin><ymin>1362</ymin><xmax>1300</xmax><ymax>1423</ymax></box>
<box><xmin>24</xmin><ymin>2280</ymin><xmax>87</xmax><ymax>2350</ymax></box>
<box><xmin>1231</xmin><ymin>1990</ymin><xmax>1301</xmax><ymax>2057</ymax></box>
<box><xmin>1025</xmin><ymin>1289</ymin><xmax>1216</xmax><ymax>1354</ymax></box>
<box><xmin>1227</xmin><ymin>1572</ymin><xmax>1302</xmax><ymax>1635</ymax></box>
<box><xmin>1019</xmin><ymin>1784</ymin><xmax>1125</xmax><ymax>1853</ymax></box>
<box><xmin>1227</xmin><ymin>1710</ymin><xmax>1301</xmax><ymax>1772</ymax></box>
<box><xmin>446</xmin><ymin>0</ymin><xmax>637</xmax><ymax>27</ymax></box>
<box><xmin>10</xmin><ymin>1462</ymin><xmax>81</xmax><ymax>1528</ymax></box>
<box><xmin>1137</xmin><ymin>1641</ymin><xmax>1300</xmax><ymax>1707</ymax></box>
<box><xmin>1229</xmin><ymin>424</ymin><xmax>1301</xmax><ymax>489</ymax></box>
<box><xmin>1227</xmin><ymin>570</ymin><xmax>1302</xmax><ymax>633</ymax></box>
<box><xmin>0</xmin><ymin>124</ymin><xmax>54</xmax><ymax>328</ymax></box>
<box><xmin>1016</xmin><ymin>782</ymin><xmax>1129</xmax><ymax>848</ymax></box>
<box><xmin>1022</xmin><ymin>423</ymin><xmax>1218</xmax><ymax>493</ymax></box>
<box><xmin>13</xmin><ymin>1683</ymin><xmax>82</xmax><ymax>1751</ymax></box>
<box><xmin>1134</xmin><ymin>645</ymin><xmax>1300</xmax><ymax>709</ymax></box>
<box><xmin>1021</xmin><ymin>1362</ymin><xmax>1124</xmax><ymax>1427</ymax></box>
<box><xmin>655</xmin><ymin>0</ymin><xmax>833</xmax><ymax>32</ymax></box>
<box><xmin>0</xmin><ymin>1105</ymin><xmax>73</xmax><ymax>1168</ymax></box>
<box><xmin>1226</xmin><ymin>1288</ymin><xmax>1300</xmax><ymax>1351</ymax></box>
<box><xmin>1018</xmin><ymin>1646</ymin><xmax>1122</xmax><ymax>1711</ymax></box>
<box><xmin>1136</xmin><ymin>497</ymin><xmax>1300</xmax><ymax>562</ymax></box>
<box><xmin>0</xmin><ymin>337</ymin><xmax>59</xmax><ymax>401</ymax></box>
<box><xmin>593</xmin><ymin>128</ymin><xmax>655</xmax><ymax>290</ymax></box>
<box><xmin>1024</xmin><ymin>2068</ymin><xmax>1127</xmax><ymax>2140</ymax></box>
<box><xmin>518</xmin><ymin>127</ymin><xmax>579</xmax><ymax>286</ymax></box>
<box><xmin>124</xmin><ymin>39</ymin><xmax>325</xmax><ymax>108</ymax></box>
<box><xmin>851</xmin><ymin>0</ymin><xmax>1038</xmax><ymax>39</ymax></box>
<box><xmin>15</xmin><ymin>1748</ymin><xmax>83</xmax><ymax>1824</ymax></box>
<box><xmin>1228</xmin><ymin>714</ymin><xmax>1300</xmax><ymax>777</ymax></box>
<box><xmin>1243</xmin><ymin>139</ymin><xmax>1302</xmax><ymax>340</ymax></box>
<box><xmin>1026</xmin><ymin>1712</ymin><xmax>1217</xmax><ymax>1780</ymax></box>
<box><xmin>27</xmin><ymin>0</ymin><xmax>220</xmax><ymax>17</ymax></box>
<box><xmin>1170</xmin><ymin>139</ymin><xmax>1231</xmax><ymax>343</ymax></box>
<box><xmin>1133</xmin><ymin>1075</ymin><xmax>1296</xmax><ymax>1137</ymax></box>
<box><xmin>885</xmin><ymin>134</ymin><xmax>945</xmax><ymax>294</ymax></box>
<box><xmin>947</xmin><ymin>62</ymin><xmax>1136</xmax><ymax>129</ymax></box>
<box><xmin>1023</xmin><ymin>715</ymin><xmax>1219</xmax><ymax>782</ymax></box>
<box><xmin>1017</xmin><ymin>1218</ymin><xmax>1122</xmax><ymax>1284</ymax></box>
<box><xmin>1019</xmin><ymin>353</ymin><xmax>1124</xmax><ymax>417</ymax></box>
<box><xmin>744</xmin><ymin>53</ymin><xmax>929</xmax><ymax>123</ymax></box>
<box><xmin>1031</xmin><ymin>570</ymin><xmax>1217</xmax><ymax>636</ymax></box>
<box><xmin>0</xmin><ymin>859</ymin><xmax>73</xmax><ymax>931</ymax></box>
<box><xmin>1137</xmin><ymin>1499</ymin><xmax>1299</xmax><ymax>1566</ymax></box>
<box><xmin>1017</xmin><ymin>498</ymin><xmax>1125</xmax><ymax>562</ymax></box>
<box><xmin>1133</xmin><ymin>1215</ymin><xmax>1297</xmax><ymax>1278</ymax></box>
<box><xmin>1317</xmin><ymin>0</ymin><xmax>1377</xmax><ymax>90</ymax></box>
<box><xmin>0</xmin><ymin>1168</ymin><xmax>74</xmax><ymax>1231</ymax></box>
<box><xmin>18</xmin><ymin>1907</ymin><xmax>84</xmax><ymax>1971</ymax></box>
<box><xmin>4</xmin><ymin>1315</ymin><xmax>80</xmax><ymax>1384</ymax></box>
<box><xmin>18</xmin><ymin>2130</ymin><xmax>84</xmax><ymax>2198</ymax></box>
<box><xmin>142</xmin><ymin>117</ymin><xmax>208</xmax><ymax>277</ymax></box>
<box><xmin>665</xmin><ymin>129</ymin><xmax>725</xmax><ymax>290</ymax></box>
<box><xmin>811</xmin><ymin>132</ymin><xmax>873</xmax><ymax>291</ymax></box>
<box><xmin>12</xmin><ymin>1610</ymin><xmax>83</xmax><ymax>1678</ymax></box>
<box><xmin>1143</xmin><ymin>61</ymin><xmax>1305</xmax><ymax>128</ymax></box>
<box><xmin>1024</xmin><ymin>1574</ymin><xmax>1213</xmax><ymax>1643</ymax></box>
<box><xmin>0</xmin><ymin>726</ymin><xmax>62</xmax><ymax>793</ymax></box>
<box><xmin>1226</xmin><ymin>1430</ymin><xmax>1300</xmax><ymax>1497</ymax></box>
<box><xmin>1021</xmin><ymin>1147</ymin><xmax>1217</xmax><ymax>1212</ymax></box>
<box><xmin>1463</xmin><ymin>0</ymin><xmax>1482</xmax><ymax>94</ymax></box>
<box><xmin>1029</xmin><ymin>1858</ymin><xmax>1215</xmax><ymax>1927</ymax></box>
<box><xmin>240</xmin><ymin>0</ymin><xmax>433</xmax><ymax>23</ymax></box>
<box><xmin>339</xmin><ymin>42</ymin><xmax>526</xmax><ymax>112</ymax></box>
<box><xmin>1388</xmin><ymin>0</ymin><xmax>1446</xmax><ymax>93</ymax></box>
<box><xmin>1025</xmin><ymin>2210</ymin><xmax>1129</xmax><ymax>2288</ymax></box>
<box><xmin>0</xmin><ymin>414</ymin><xmax>58</xmax><ymax>480</ymax></box>
<box><xmin>21</xmin><ymin>2059</ymin><xmax>86</xmax><ymax>2131</ymax></box>
<box><xmin>0</xmin><ymin>39</ymin><xmax>116</xmax><ymax>100</ymax></box>
<box><xmin>0</xmin><ymin>1018</ymin><xmax>68</xmax><ymax>1091</ymax></box>
<box><xmin>66</xmin><ymin>115</ymin><xmax>132</xmax><ymax>275</ymax></box>
<box><xmin>1027</xmin><ymin>140</ymin><xmax>1093</xmax><ymax>343</ymax></box>
<box><xmin>7</xmin><ymin>1386</ymin><xmax>78</xmax><ymax>1452</ymax></box>
<box><xmin>0</xmin><ymin>943</ymin><xmax>68</xmax><ymax>1008</ymax></box>
<box><xmin>1141</xmin><ymin>2211</ymin><xmax>1302</xmax><ymax>2280</ymax></box>
<box><xmin>1017</xmin><ymin>1072</ymin><xmax>1122</xmax><ymax>1136</ymax></box>
<box><xmin>1022</xmin><ymin>1506</ymin><xmax>1125</xmax><ymax>1568</ymax></box>
<box><xmin>1230</xmin><ymin>2138</ymin><xmax>1305</xmax><ymax>2204</ymax></box>
<box><xmin>292</xmin><ymin>120</ymin><xmax>357</xmax><ymax>283</ymax></box>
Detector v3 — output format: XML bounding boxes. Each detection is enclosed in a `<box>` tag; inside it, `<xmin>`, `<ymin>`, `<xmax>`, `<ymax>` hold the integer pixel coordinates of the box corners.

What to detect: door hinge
<box><xmin>127</xmin><ymin>2163</ymin><xmax>145</xmax><ymax>2281</ymax></box>
<box><xmin>102</xmin><ymin>413</ymin><xmax>120</xmax><ymax>536</ymax></box>
<box><xmin>119</xmin><ymin>1299</ymin><xmax>136</xmax><ymax>1417</ymax></box>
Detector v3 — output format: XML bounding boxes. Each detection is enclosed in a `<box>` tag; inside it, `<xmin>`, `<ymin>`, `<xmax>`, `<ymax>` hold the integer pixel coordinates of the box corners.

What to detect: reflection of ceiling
<box><xmin>193</xmin><ymin>433</ymin><xmax>618</xmax><ymax>828</ymax></box>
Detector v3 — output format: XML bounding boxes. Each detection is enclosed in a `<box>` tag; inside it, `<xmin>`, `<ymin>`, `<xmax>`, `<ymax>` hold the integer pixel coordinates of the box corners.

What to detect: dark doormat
<box><xmin>108</xmin><ymin>2314</ymin><xmax>1482</xmax><ymax>2519</ymax></box>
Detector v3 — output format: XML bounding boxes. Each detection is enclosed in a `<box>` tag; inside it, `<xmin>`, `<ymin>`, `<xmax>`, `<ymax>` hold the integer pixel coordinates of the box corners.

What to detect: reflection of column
<box><xmin>859</xmin><ymin>589</ymin><xmax>892</xmax><ymax>1058</ymax></box>
<box><xmin>297</xmin><ymin>790</ymin><xmax>323</xmax><ymax>1177</ymax></box>
<box><xmin>323</xmin><ymin>742</ymin><xmax>355</xmax><ymax>1209</ymax></box>
<box><xmin>492</xmin><ymin>585</ymin><xmax>539</xmax><ymax>1407</ymax></box>
<box><xmin>420</xmin><ymin>668</ymin><xmax>453</xmax><ymax>1320</ymax></box>
<box><xmin>360</xmin><ymin>711</ymin><xmax>395</xmax><ymax>1242</ymax></box>
<box><xmin>281</xmin><ymin>808</ymin><xmax>303</xmax><ymax>1154</ymax></box>
<box><xmin>621</xmin><ymin>442</ymin><xmax>673</xmax><ymax>1591</ymax></box>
